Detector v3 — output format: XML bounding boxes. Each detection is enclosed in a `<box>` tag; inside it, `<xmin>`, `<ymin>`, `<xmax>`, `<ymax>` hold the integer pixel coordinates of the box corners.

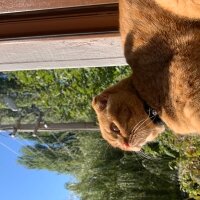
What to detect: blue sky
<box><xmin>0</xmin><ymin>131</ymin><xmax>79</xmax><ymax>200</ymax></box>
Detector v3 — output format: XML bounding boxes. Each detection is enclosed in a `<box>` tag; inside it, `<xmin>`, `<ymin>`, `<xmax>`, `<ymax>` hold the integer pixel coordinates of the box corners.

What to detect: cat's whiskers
<box><xmin>130</xmin><ymin>128</ymin><xmax>157</xmax><ymax>140</ymax></box>
<box><xmin>130</xmin><ymin>117</ymin><xmax>150</xmax><ymax>135</ymax></box>
<box><xmin>129</xmin><ymin>115</ymin><xmax>155</xmax><ymax>142</ymax></box>
<box><xmin>130</xmin><ymin>116</ymin><xmax>156</xmax><ymax>142</ymax></box>
<box><xmin>131</xmin><ymin>113</ymin><xmax>151</xmax><ymax>134</ymax></box>
<box><xmin>136</xmin><ymin>115</ymin><xmax>156</xmax><ymax>133</ymax></box>
<box><xmin>132</xmin><ymin>110</ymin><xmax>154</xmax><ymax>135</ymax></box>
<box><xmin>137</xmin><ymin>128</ymin><xmax>157</xmax><ymax>134</ymax></box>
<box><xmin>129</xmin><ymin>127</ymin><xmax>157</xmax><ymax>147</ymax></box>
<box><xmin>137</xmin><ymin>150</ymin><xmax>151</xmax><ymax>160</ymax></box>
<box><xmin>137</xmin><ymin>150</ymin><xmax>157</xmax><ymax>160</ymax></box>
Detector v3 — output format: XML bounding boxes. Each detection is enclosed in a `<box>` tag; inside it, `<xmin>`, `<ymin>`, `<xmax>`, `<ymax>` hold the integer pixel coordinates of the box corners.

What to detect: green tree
<box><xmin>1</xmin><ymin>67</ymin><xmax>200</xmax><ymax>198</ymax></box>
<box><xmin>4</xmin><ymin>67</ymin><xmax>130</xmax><ymax>123</ymax></box>
<box><xmin>17</xmin><ymin>131</ymin><xmax>182</xmax><ymax>200</ymax></box>
<box><xmin>18</xmin><ymin>131</ymin><xmax>78</xmax><ymax>173</ymax></box>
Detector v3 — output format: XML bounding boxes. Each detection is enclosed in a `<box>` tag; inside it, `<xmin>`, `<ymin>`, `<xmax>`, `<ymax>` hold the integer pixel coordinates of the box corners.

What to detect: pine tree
<box><xmin>18</xmin><ymin>131</ymin><xmax>182</xmax><ymax>200</ymax></box>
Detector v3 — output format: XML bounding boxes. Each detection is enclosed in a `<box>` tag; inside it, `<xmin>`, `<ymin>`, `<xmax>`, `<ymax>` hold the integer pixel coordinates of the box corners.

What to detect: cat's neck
<box><xmin>130</xmin><ymin>67</ymin><xmax>167</xmax><ymax>116</ymax></box>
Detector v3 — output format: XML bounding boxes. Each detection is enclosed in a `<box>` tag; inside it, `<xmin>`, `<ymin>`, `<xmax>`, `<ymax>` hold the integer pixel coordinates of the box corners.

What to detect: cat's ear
<box><xmin>92</xmin><ymin>93</ymin><xmax>109</xmax><ymax>111</ymax></box>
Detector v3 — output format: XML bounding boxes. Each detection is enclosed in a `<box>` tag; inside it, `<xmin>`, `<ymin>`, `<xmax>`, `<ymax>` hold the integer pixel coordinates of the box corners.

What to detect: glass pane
<box><xmin>0</xmin><ymin>67</ymin><xmax>199</xmax><ymax>199</ymax></box>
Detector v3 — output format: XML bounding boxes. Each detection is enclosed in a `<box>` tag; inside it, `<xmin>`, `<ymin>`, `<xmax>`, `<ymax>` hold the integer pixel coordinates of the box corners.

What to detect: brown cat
<box><xmin>92</xmin><ymin>0</ymin><xmax>200</xmax><ymax>151</ymax></box>
<box><xmin>154</xmin><ymin>0</ymin><xmax>200</xmax><ymax>19</ymax></box>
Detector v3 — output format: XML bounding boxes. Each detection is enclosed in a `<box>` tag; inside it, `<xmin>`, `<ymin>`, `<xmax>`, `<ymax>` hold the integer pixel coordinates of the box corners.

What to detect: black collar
<box><xmin>143</xmin><ymin>102</ymin><xmax>164</xmax><ymax>125</ymax></box>
<box><xmin>132</xmin><ymin>83</ymin><xmax>164</xmax><ymax>125</ymax></box>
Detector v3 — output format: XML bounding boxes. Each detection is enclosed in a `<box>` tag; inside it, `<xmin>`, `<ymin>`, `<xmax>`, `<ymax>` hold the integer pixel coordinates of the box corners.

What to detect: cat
<box><xmin>92</xmin><ymin>0</ymin><xmax>200</xmax><ymax>151</ymax></box>
<box><xmin>154</xmin><ymin>0</ymin><xmax>200</xmax><ymax>19</ymax></box>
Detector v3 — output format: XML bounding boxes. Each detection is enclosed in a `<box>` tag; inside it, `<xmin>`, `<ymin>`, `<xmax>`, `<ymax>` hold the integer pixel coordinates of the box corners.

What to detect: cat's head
<box><xmin>92</xmin><ymin>77</ymin><xmax>165</xmax><ymax>151</ymax></box>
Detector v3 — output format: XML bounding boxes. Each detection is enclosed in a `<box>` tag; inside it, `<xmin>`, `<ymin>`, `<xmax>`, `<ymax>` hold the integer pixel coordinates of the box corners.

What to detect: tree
<box><xmin>1</xmin><ymin>67</ymin><xmax>200</xmax><ymax>198</ymax></box>
<box><xmin>4</xmin><ymin>67</ymin><xmax>130</xmax><ymax>123</ymax></box>
<box><xmin>17</xmin><ymin>131</ymin><xmax>182</xmax><ymax>200</ymax></box>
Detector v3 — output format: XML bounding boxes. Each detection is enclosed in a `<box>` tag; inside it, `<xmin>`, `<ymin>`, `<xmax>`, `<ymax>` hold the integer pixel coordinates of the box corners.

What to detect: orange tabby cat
<box><xmin>154</xmin><ymin>0</ymin><xmax>200</xmax><ymax>19</ymax></box>
<box><xmin>92</xmin><ymin>0</ymin><xmax>200</xmax><ymax>151</ymax></box>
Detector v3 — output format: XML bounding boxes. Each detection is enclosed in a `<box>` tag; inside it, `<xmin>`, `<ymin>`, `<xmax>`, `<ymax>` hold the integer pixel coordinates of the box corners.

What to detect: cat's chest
<box><xmin>163</xmin><ymin>63</ymin><xmax>200</xmax><ymax>133</ymax></box>
<box><xmin>168</xmin><ymin>62</ymin><xmax>200</xmax><ymax>99</ymax></box>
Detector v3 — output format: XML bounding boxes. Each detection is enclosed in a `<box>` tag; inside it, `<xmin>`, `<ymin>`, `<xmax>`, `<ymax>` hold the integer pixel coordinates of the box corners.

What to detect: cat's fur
<box><xmin>154</xmin><ymin>0</ymin><xmax>200</xmax><ymax>19</ymax></box>
<box><xmin>92</xmin><ymin>0</ymin><xmax>200</xmax><ymax>151</ymax></box>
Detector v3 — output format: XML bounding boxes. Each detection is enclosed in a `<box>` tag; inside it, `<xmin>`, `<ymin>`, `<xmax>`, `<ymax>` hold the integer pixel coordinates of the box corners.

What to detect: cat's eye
<box><xmin>110</xmin><ymin>123</ymin><xmax>120</xmax><ymax>133</ymax></box>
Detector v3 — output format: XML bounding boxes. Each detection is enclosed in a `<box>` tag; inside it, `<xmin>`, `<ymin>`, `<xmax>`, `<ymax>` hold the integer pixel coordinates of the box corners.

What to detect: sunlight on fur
<box><xmin>92</xmin><ymin>0</ymin><xmax>200</xmax><ymax>151</ymax></box>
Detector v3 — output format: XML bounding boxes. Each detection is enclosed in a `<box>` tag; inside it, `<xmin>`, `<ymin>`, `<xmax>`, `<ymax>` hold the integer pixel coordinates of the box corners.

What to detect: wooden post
<box><xmin>0</xmin><ymin>122</ymin><xmax>99</xmax><ymax>132</ymax></box>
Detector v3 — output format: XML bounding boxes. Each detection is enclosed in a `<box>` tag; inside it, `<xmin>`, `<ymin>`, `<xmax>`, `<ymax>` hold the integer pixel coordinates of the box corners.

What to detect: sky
<box><xmin>0</xmin><ymin>131</ymin><xmax>79</xmax><ymax>200</ymax></box>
